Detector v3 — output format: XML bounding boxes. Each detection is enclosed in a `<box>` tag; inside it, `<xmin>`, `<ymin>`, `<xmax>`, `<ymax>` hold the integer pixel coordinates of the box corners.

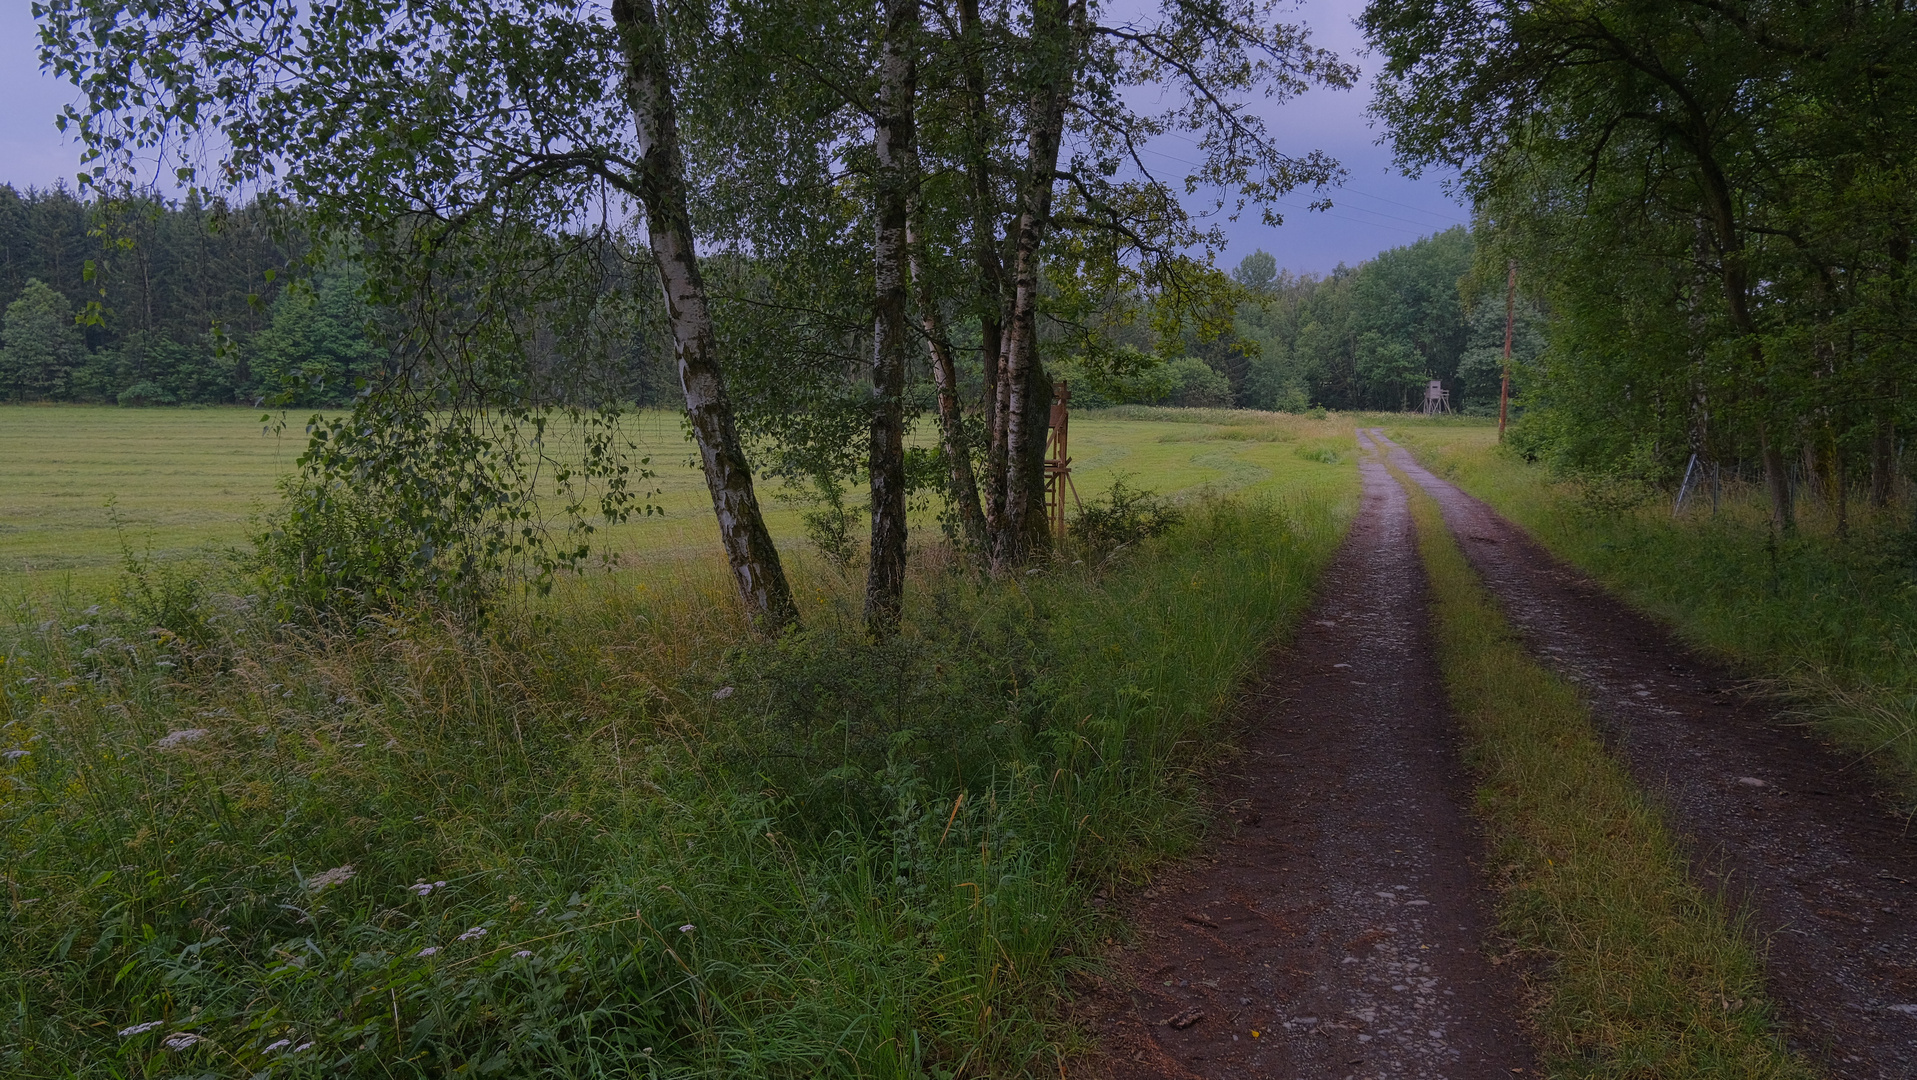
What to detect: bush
<box><xmin>1164</xmin><ymin>356</ymin><xmax>1233</xmax><ymax>408</ymax></box>
<box><xmin>252</xmin><ymin>475</ymin><xmax>451</xmax><ymax>619</ymax></box>
<box><xmin>116</xmin><ymin>379</ymin><xmax>178</xmax><ymax>406</ymax></box>
<box><xmin>1071</xmin><ymin>478</ymin><xmax>1183</xmax><ymax>557</ymax></box>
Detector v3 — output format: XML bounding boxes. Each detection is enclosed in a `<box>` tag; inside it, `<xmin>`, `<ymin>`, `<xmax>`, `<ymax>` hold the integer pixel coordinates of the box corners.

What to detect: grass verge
<box><xmin>1388</xmin><ymin>461</ymin><xmax>1813</xmax><ymax>1080</ymax></box>
<box><xmin>0</xmin><ymin>485</ymin><xmax>1352</xmax><ymax>1078</ymax></box>
<box><xmin>1388</xmin><ymin>422</ymin><xmax>1917</xmax><ymax>810</ymax></box>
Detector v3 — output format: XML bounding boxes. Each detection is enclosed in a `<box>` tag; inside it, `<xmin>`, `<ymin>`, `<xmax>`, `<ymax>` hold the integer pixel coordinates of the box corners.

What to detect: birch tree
<box><xmin>39</xmin><ymin>0</ymin><xmax>800</xmax><ymax>630</ymax></box>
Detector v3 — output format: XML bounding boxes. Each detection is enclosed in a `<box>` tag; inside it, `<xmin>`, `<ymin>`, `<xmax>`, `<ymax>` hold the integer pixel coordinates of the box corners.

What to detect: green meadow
<box><xmin>1</xmin><ymin>404</ymin><xmax>1363</xmax><ymax>1077</ymax></box>
<box><xmin>0</xmin><ymin>403</ymin><xmax>1358</xmax><ymax>597</ymax></box>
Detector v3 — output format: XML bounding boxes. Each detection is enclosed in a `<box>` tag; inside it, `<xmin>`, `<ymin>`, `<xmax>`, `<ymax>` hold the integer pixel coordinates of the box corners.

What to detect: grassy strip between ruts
<box><xmin>1386</xmin><ymin>461</ymin><xmax>1814</xmax><ymax>1080</ymax></box>
<box><xmin>0</xmin><ymin>485</ymin><xmax>1353</xmax><ymax>1078</ymax></box>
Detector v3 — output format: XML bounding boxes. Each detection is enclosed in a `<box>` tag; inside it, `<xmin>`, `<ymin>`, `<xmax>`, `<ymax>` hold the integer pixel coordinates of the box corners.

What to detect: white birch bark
<box><xmin>612</xmin><ymin>0</ymin><xmax>798</xmax><ymax>633</ymax></box>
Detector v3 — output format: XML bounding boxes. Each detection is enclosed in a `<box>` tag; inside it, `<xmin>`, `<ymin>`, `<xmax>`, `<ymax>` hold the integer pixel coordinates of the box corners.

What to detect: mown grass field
<box><xmin>0</xmin><ymin>403</ymin><xmax>1357</xmax><ymax>598</ymax></box>
<box><xmin>0</xmin><ymin>407</ymin><xmax>307</xmax><ymax>589</ymax></box>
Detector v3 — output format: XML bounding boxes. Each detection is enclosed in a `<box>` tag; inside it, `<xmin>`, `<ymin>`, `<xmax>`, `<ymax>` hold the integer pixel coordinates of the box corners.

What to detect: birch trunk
<box><xmin>612</xmin><ymin>0</ymin><xmax>797</xmax><ymax>633</ymax></box>
<box><xmin>993</xmin><ymin>0</ymin><xmax>1079</xmax><ymax>566</ymax></box>
<box><xmin>957</xmin><ymin>0</ymin><xmax>1010</xmax><ymax>538</ymax></box>
<box><xmin>908</xmin><ymin>216</ymin><xmax>989</xmax><ymax>554</ymax></box>
<box><xmin>1761</xmin><ymin>427</ymin><xmax>1794</xmax><ymax>534</ymax></box>
<box><xmin>864</xmin><ymin>0</ymin><xmax>917</xmax><ymax>636</ymax></box>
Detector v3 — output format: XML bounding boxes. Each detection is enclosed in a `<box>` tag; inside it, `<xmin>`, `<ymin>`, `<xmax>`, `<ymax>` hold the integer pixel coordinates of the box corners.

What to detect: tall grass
<box><xmin>0</xmin><ymin>488</ymin><xmax>1351</xmax><ymax>1077</ymax></box>
<box><xmin>1391</xmin><ymin>463</ymin><xmax>1811</xmax><ymax>1080</ymax></box>
<box><xmin>1389</xmin><ymin>425</ymin><xmax>1917</xmax><ymax>808</ymax></box>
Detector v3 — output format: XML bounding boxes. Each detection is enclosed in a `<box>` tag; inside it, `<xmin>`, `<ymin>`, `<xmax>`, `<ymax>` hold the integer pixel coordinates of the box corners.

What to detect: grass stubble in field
<box><xmin>0</xmin><ymin>409</ymin><xmax>1360</xmax><ymax>1076</ymax></box>
<box><xmin>0</xmin><ymin>403</ymin><xmax>1353</xmax><ymax>600</ymax></box>
<box><xmin>1384</xmin><ymin>446</ymin><xmax>1812</xmax><ymax>1079</ymax></box>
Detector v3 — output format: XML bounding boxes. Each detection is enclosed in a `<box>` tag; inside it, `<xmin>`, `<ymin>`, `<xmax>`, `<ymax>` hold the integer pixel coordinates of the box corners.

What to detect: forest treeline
<box><xmin>0</xmin><ymin>184</ymin><xmax>685</xmax><ymax>408</ymax></box>
<box><xmin>0</xmin><ymin>184</ymin><xmax>383</xmax><ymax>406</ymax></box>
<box><xmin>1219</xmin><ymin>227</ymin><xmax>1542</xmax><ymax>415</ymax></box>
<box><xmin>2</xmin><ymin>181</ymin><xmax>1526</xmax><ymax>417</ymax></box>
<box><xmin>1060</xmin><ymin>227</ymin><xmax>1545</xmax><ymax>414</ymax></box>
<box><xmin>1367</xmin><ymin>0</ymin><xmax>1917</xmax><ymax>526</ymax></box>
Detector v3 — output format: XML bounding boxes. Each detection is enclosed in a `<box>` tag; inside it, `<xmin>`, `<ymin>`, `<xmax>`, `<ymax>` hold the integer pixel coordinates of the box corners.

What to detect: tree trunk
<box><xmin>1872</xmin><ymin>411</ymin><xmax>1896</xmax><ymax>507</ymax></box>
<box><xmin>992</xmin><ymin>0</ymin><xmax>1080</xmax><ymax>568</ymax></box>
<box><xmin>1013</xmin><ymin>366</ymin><xmax>1054</xmax><ymax>554</ymax></box>
<box><xmin>612</xmin><ymin>0</ymin><xmax>797</xmax><ymax>634</ymax></box>
<box><xmin>959</xmin><ymin>0</ymin><xmax>1009</xmax><ymax>538</ymax></box>
<box><xmin>864</xmin><ymin>0</ymin><xmax>917</xmax><ymax>637</ymax></box>
<box><xmin>1832</xmin><ymin>434</ymin><xmax>1848</xmax><ymax>540</ymax></box>
<box><xmin>1760</xmin><ymin>425</ymin><xmax>1794</xmax><ymax>534</ymax></box>
<box><xmin>1801</xmin><ymin>436</ymin><xmax>1823</xmax><ymax>508</ymax></box>
<box><xmin>908</xmin><ymin>217</ymin><xmax>988</xmax><ymax>554</ymax></box>
<box><xmin>1686</xmin><ymin>123</ymin><xmax>1796</xmax><ymax>536</ymax></box>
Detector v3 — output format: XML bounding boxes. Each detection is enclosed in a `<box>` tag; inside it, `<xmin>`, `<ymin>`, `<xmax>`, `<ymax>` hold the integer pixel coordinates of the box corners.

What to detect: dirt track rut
<box><xmin>1084</xmin><ymin>441</ymin><xmax>1535</xmax><ymax>1077</ymax></box>
<box><xmin>1377</xmin><ymin>430</ymin><xmax>1917</xmax><ymax>1080</ymax></box>
<box><xmin>1090</xmin><ymin>429</ymin><xmax>1917</xmax><ymax>1079</ymax></box>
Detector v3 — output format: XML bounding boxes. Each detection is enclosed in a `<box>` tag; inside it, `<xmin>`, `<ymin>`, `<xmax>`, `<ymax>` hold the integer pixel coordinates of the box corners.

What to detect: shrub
<box><xmin>252</xmin><ymin>475</ymin><xmax>458</xmax><ymax>619</ymax></box>
<box><xmin>1071</xmin><ymin>478</ymin><xmax>1183</xmax><ymax>557</ymax></box>
<box><xmin>1164</xmin><ymin>356</ymin><xmax>1233</xmax><ymax>408</ymax></box>
<box><xmin>116</xmin><ymin>379</ymin><xmax>178</xmax><ymax>406</ymax></box>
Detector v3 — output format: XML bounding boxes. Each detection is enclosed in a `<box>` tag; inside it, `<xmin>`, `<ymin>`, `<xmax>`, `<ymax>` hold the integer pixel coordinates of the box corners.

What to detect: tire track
<box><xmin>1082</xmin><ymin>437</ymin><xmax>1534</xmax><ymax>1078</ymax></box>
<box><xmin>1377</xmin><ymin>429</ymin><xmax>1917</xmax><ymax>1080</ymax></box>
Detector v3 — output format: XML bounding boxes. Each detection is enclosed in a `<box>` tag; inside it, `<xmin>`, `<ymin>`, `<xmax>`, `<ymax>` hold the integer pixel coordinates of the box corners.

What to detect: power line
<box><xmin>1335</xmin><ymin>185</ymin><xmax>1469</xmax><ymax>224</ymax></box>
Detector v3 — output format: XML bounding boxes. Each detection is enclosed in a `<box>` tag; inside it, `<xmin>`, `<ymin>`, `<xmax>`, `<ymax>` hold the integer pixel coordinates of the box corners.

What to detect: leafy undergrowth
<box><xmin>0</xmin><ymin>492</ymin><xmax>1351</xmax><ymax>1078</ymax></box>
<box><xmin>1391</xmin><ymin>423</ymin><xmax>1917</xmax><ymax>810</ymax></box>
<box><xmin>1393</xmin><ymin>463</ymin><xmax>1812</xmax><ymax>1079</ymax></box>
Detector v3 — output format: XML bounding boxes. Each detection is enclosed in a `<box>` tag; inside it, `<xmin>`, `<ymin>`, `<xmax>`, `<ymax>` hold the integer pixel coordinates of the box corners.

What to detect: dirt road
<box><xmin>1083</xmin><ymin>442</ymin><xmax>1535</xmax><ymax>1078</ymax></box>
<box><xmin>1089</xmin><ymin>430</ymin><xmax>1917</xmax><ymax>1079</ymax></box>
<box><xmin>1377</xmin><ymin>431</ymin><xmax>1917</xmax><ymax>1080</ymax></box>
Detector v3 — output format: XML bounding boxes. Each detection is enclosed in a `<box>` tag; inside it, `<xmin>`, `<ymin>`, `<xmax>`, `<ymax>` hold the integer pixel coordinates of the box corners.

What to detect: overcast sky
<box><xmin>0</xmin><ymin>0</ymin><xmax>1468</xmax><ymax>276</ymax></box>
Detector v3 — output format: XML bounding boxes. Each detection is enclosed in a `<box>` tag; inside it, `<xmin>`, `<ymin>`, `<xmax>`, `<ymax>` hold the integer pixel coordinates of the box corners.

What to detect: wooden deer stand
<box><xmin>1421</xmin><ymin>378</ymin><xmax>1452</xmax><ymax>416</ymax></box>
<box><xmin>1045</xmin><ymin>380</ymin><xmax>1082</xmax><ymax>537</ymax></box>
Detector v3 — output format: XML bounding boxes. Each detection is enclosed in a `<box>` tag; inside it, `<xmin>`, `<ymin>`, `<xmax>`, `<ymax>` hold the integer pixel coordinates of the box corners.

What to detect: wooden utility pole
<box><xmin>1498</xmin><ymin>260</ymin><xmax>1516</xmax><ymax>442</ymax></box>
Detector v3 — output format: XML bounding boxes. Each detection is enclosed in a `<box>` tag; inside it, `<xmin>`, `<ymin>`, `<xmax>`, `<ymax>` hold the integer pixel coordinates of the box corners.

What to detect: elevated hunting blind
<box><xmin>1045</xmin><ymin>380</ymin><xmax>1082</xmax><ymax>536</ymax></box>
